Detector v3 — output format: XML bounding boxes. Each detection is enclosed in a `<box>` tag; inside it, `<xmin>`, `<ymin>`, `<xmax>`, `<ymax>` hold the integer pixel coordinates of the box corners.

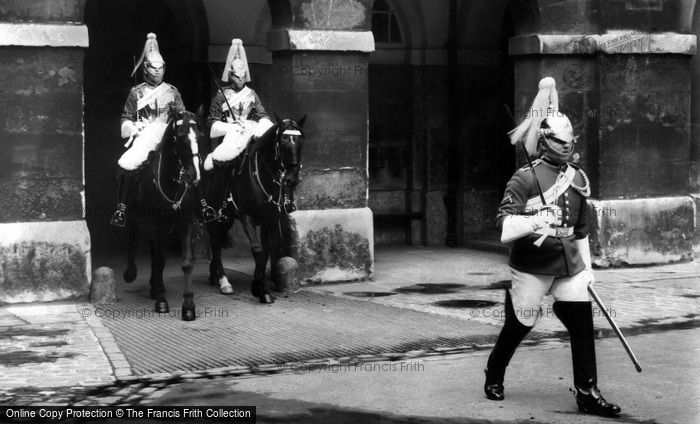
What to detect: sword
<box><xmin>504</xmin><ymin>104</ymin><xmax>552</xmax><ymax>247</ymax></box>
<box><xmin>518</xmin><ymin>141</ymin><xmax>550</xmax><ymax>247</ymax></box>
<box><xmin>588</xmin><ymin>285</ymin><xmax>643</xmax><ymax>373</ymax></box>
<box><xmin>206</xmin><ymin>62</ymin><xmax>235</xmax><ymax>124</ymax></box>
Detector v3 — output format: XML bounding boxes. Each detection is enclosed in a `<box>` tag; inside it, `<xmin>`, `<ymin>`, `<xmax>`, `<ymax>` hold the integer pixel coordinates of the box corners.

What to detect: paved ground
<box><xmin>0</xmin><ymin>246</ymin><xmax>698</xmax><ymax>413</ymax></box>
<box><xmin>156</xmin><ymin>328</ymin><xmax>700</xmax><ymax>424</ymax></box>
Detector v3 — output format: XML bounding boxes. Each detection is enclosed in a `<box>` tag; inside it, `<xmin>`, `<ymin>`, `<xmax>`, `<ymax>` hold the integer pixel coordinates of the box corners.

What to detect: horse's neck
<box><xmin>156</xmin><ymin>137</ymin><xmax>182</xmax><ymax>190</ymax></box>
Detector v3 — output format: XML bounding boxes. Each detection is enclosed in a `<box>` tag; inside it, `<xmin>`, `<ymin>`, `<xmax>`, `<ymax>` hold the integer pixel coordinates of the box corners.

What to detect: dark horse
<box><xmin>206</xmin><ymin>115</ymin><xmax>306</xmax><ymax>303</ymax></box>
<box><xmin>123</xmin><ymin>109</ymin><xmax>206</xmax><ymax>320</ymax></box>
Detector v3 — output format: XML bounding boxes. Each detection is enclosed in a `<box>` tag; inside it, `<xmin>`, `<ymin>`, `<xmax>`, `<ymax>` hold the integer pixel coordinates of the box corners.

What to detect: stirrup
<box><xmin>572</xmin><ymin>386</ymin><xmax>621</xmax><ymax>417</ymax></box>
<box><xmin>201</xmin><ymin>204</ymin><xmax>217</xmax><ymax>223</ymax></box>
<box><xmin>110</xmin><ymin>204</ymin><xmax>127</xmax><ymax>228</ymax></box>
<box><xmin>216</xmin><ymin>208</ymin><xmax>231</xmax><ymax>224</ymax></box>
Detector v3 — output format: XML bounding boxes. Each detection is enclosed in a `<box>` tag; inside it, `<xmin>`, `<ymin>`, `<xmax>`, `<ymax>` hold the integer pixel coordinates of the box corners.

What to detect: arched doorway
<box><xmin>368</xmin><ymin>0</ymin><xmax>419</xmax><ymax>245</ymax></box>
<box><xmin>458</xmin><ymin>1</ymin><xmax>516</xmax><ymax>251</ymax></box>
<box><xmin>83</xmin><ymin>0</ymin><xmax>209</xmax><ymax>256</ymax></box>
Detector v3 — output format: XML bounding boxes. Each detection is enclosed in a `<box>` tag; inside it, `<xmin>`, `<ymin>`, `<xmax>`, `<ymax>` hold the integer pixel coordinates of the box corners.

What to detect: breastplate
<box><xmin>223</xmin><ymin>87</ymin><xmax>255</xmax><ymax>121</ymax></box>
<box><xmin>137</xmin><ymin>84</ymin><xmax>175</xmax><ymax>121</ymax></box>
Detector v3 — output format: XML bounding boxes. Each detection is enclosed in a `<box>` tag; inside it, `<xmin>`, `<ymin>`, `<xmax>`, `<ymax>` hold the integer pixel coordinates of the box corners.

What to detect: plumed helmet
<box><xmin>540</xmin><ymin>114</ymin><xmax>574</xmax><ymax>143</ymax></box>
<box><xmin>131</xmin><ymin>33</ymin><xmax>165</xmax><ymax>77</ymax></box>
<box><xmin>508</xmin><ymin>77</ymin><xmax>560</xmax><ymax>156</ymax></box>
<box><xmin>222</xmin><ymin>39</ymin><xmax>251</xmax><ymax>83</ymax></box>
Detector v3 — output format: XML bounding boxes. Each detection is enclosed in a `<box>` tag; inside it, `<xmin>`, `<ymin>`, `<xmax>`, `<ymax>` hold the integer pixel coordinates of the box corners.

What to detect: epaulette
<box><xmin>518</xmin><ymin>158</ymin><xmax>542</xmax><ymax>172</ymax></box>
<box><xmin>568</xmin><ymin>162</ymin><xmax>591</xmax><ymax>197</ymax></box>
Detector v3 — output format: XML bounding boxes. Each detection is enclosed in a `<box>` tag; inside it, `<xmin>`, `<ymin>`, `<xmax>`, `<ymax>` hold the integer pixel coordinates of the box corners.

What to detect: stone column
<box><xmin>509</xmin><ymin>0</ymin><xmax>697</xmax><ymax>266</ymax></box>
<box><xmin>266</xmin><ymin>0</ymin><xmax>375</xmax><ymax>282</ymax></box>
<box><xmin>0</xmin><ymin>0</ymin><xmax>91</xmax><ymax>302</ymax></box>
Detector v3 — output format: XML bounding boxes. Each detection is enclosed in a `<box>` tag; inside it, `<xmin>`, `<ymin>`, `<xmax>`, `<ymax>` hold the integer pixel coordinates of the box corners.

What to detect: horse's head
<box><xmin>171</xmin><ymin>109</ymin><xmax>205</xmax><ymax>186</ymax></box>
<box><xmin>274</xmin><ymin>114</ymin><xmax>306</xmax><ymax>188</ymax></box>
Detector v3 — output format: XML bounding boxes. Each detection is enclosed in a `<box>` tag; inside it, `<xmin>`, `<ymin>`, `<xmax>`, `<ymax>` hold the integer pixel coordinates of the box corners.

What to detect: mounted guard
<box><xmin>203</xmin><ymin>38</ymin><xmax>274</xmax><ymax>222</ymax></box>
<box><xmin>483</xmin><ymin>77</ymin><xmax>621</xmax><ymax>417</ymax></box>
<box><xmin>110</xmin><ymin>33</ymin><xmax>215</xmax><ymax>227</ymax></box>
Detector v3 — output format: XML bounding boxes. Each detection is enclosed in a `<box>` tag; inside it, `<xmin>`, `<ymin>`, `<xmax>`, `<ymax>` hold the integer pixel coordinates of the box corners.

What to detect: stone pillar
<box><xmin>0</xmin><ymin>0</ymin><xmax>91</xmax><ymax>303</ymax></box>
<box><xmin>509</xmin><ymin>0</ymin><xmax>697</xmax><ymax>266</ymax></box>
<box><xmin>266</xmin><ymin>0</ymin><xmax>375</xmax><ymax>282</ymax></box>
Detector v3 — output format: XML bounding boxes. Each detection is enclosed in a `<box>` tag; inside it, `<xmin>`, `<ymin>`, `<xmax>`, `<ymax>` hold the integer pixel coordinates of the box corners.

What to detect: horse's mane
<box><xmin>254</xmin><ymin>126</ymin><xmax>276</xmax><ymax>152</ymax></box>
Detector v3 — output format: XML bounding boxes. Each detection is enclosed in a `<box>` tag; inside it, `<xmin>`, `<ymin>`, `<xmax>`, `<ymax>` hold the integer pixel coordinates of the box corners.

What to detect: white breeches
<box><xmin>509</xmin><ymin>267</ymin><xmax>592</xmax><ymax>326</ymax></box>
<box><xmin>117</xmin><ymin>122</ymin><xmax>168</xmax><ymax>171</ymax></box>
<box><xmin>203</xmin><ymin>121</ymin><xmax>255</xmax><ymax>171</ymax></box>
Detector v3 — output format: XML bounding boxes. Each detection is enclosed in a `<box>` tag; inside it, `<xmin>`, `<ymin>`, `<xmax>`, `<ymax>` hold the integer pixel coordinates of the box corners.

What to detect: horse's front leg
<box><xmin>150</xmin><ymin>241</ymin><xmax>169</xmax><ymax>313</ymax></box>
<box><xmin>207</xmin><ymin>222</ymin><xmax>233</xmax><ymax>295</ymax></box>
<box><xmin>180</xmin><ymin>221</ymin><xmax>196</xmax><ymax>321</ymax></box>
<box><xmin>240</xmin><ymin>214</ymin><xmax>273</xmax><ymax>304</ymax></box>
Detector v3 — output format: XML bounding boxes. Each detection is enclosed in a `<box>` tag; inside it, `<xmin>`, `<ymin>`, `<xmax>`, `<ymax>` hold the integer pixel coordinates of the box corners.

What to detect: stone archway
<box><xmin>83</xmin><ymin>0</ymin><xmax>209</xmax><ymax>256</ymax></box>
<box><xmin>455</xmin><ymin>0</ymin><xmax>516</xmax><ymax>249</ymax></box>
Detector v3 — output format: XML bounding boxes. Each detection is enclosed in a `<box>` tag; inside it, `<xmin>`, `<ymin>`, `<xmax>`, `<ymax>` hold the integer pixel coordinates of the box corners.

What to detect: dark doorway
<box><xmin>461</xmin><ymin>5</ymin><xmax>515</xmax><ymax>252</ymax></box>
<box><xmin>83</xmin><ymin>0</ymin><xmax>209</xmax><ymax>256</ymax></box>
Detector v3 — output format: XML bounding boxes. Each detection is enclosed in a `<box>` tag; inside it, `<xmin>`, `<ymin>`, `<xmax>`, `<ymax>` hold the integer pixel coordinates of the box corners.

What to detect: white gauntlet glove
<box><xmin>500</xmin><ymin>205</ymin><xmax>561</xmax><ymax>244</ymax></box>
<box><xmin>210</xmin><ymin>121</ymin><xmax>238</xmax><ymax>138</ymax></box>
<box><xmin>120</xmin><ymin>120</ymin><xmax>139</xmax><ymax>139</ymax></box>
<box><xmin>574</xmin><ymin>236</ymin><xmax>595</xmax><ymax>284</ymax></box>
<box><xmin>253</xmin><ymin>118</ymin><xmax>274</xmax><ymax>138</ymax></box>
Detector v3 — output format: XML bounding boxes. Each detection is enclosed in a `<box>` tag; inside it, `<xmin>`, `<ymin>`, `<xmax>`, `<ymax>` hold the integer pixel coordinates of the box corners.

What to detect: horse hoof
<box><xmin>251</xmin><ymin>282</ymin><xmax>261</xmax><ymax>298</ymax></box>
<box><xmin>220</xmin><ymin>283</ymin><xmax>234</xmax><ymax>295</ymax></box>
<box><xmin>259</xmin><ymin>293</ymin><xmax>275</xmax><ymax>304</ymax></box>
<box><xmin>155</xmin><ymin>300</ymin><xmax>169</xmax><ymax>313</ymax></box>
<box><xmin>182</xmin><ymin>308</ymin><xmax>196</xmax><ymax>321</ymax></box>
<box><xmin>123</xmin><ymin>268</ymin><xmax>137</xmax><ymax>283</ymax></box>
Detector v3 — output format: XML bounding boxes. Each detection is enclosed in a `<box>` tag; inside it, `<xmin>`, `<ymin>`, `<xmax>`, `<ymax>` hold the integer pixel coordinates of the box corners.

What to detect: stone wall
<box><xmin>0</xmin><ymin>0</ymin><xmax>91</xmax><ymax>303</ymax></box>
<box><xmin>510</xmin><ymin>0</ymin><xmax>698</xmax><ymax>266</ymax></box>
<box><xmin>265</xmin><ymin>0</ymin><xmax>376</xmax><ymax>281</ymax></box>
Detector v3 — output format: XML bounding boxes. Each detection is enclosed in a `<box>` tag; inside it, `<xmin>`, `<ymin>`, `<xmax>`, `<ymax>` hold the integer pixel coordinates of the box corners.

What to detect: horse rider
<box><xmin>483</xmin><ymin>77</ymin><xmax>621</xmax><ymax>417</ymax></box>
<box><xmin>203</xmin><ymin>38</ymin><xmax>274</xmax><ymax>222</ymax></box>
<box><xmin>110</xmin><ymin>33</ymin><xmax>216</xmax><ymax>227</ymax></box>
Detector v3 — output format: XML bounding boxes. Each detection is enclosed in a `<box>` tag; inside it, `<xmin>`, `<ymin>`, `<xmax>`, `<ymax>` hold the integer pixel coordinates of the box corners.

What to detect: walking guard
<box><xmin>483</xmin><ymin>77</ymin><xmax>621</xmax><ymax>417</ymax></box>
<box><xmin>203</xmin><ymin>38</ymin><xmax>274</xmax><ymax>222</ymax></box>
<box><xmin>110</xmin><ymin>33</ymin><xmax>215</xmax><ymax>227</ymax></box>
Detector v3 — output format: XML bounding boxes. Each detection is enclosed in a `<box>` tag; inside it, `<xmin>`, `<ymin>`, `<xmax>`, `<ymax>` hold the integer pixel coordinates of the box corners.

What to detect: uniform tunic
<box><xmin>205</xmin><ymin>85</ymin><xmax>269</xmax><ymax>167</ymax></box>
<box><xmin>497</xmin><ymin>158</ymin><xmax>591</xmax><ymax>276</ymax></box>
<box><xmin>207</xmin><ymin>85</ymin><xmax>268</xmax><ymax>139</ymax></box>
<box><xmin>121</xmin><ymin>82</ymin><xmax>185</xmax><ymax>125</ymax></box>
<box><xmin>118</xmin><ymin>82</ymin><xmax>185</xmax><ymax>171</ymax></box>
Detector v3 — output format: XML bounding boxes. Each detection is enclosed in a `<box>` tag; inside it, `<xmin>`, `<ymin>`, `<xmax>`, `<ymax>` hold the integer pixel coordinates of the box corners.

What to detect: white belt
<box><xmin>535</xmin><ymin>226</ymin><xmax>574</xmax><ymax>238</ymax></box>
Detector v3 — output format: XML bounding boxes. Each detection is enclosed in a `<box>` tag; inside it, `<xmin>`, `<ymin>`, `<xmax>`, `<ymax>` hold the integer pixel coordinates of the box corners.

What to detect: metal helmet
<box><xmin>222</xmin><ymin>38</ymin><xmax>251</xmax><ymax>87</ymax></box>
<box><xmin>131</xmin><ymin>33</ymin><xmax>165</xmax><ymax>85</ymax></box>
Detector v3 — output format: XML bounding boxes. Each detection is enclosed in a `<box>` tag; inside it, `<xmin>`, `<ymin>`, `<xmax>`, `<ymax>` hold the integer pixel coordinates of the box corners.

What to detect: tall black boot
<box><xmin>194</xmin><ymin>183</ymin><xmax>217</xmax><ymax>223</ymax></box>
<box><xmin>484</xmin><ymin>290</ymin><xmax>533</xmax><ymax>401</ymax></box>
<box><xmin>110</xmin><ymin>173</ymin><xmax>136</xmax><ymax>227</ymax></box>
<box><xmin>553</xmin><ymin>301</ymin><xmax>621</xmax><ymax>417</ymax></box>
<box><xmin>208</xmin><ymin>167</ymin><xmax>230</xmax><ymax>223</ymax></box>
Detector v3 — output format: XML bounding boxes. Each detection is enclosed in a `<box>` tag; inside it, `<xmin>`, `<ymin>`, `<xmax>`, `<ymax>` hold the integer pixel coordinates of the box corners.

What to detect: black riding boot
<box><xmin>207</xmin><ymin>167</ymin><xmax>229</xmax><ymax>223</ymax></box>
<box><xmin>110</xmin><ymin>173</ymin><xmax>137</xmax><ymax>227</ymax></box>
<box><xmin>194</xmin><ymin>183</ymin><xmax>217</xmax><ymax>223</ymax></box>
<box><xmin>553</xmin><ymin>301</ymin><xmax>621</xmax><ymax>417</ymax></box>
<box><xmin>484</xmin><ymin>290</ymin><xmax>533</xmax><ymax>401</ymax></box>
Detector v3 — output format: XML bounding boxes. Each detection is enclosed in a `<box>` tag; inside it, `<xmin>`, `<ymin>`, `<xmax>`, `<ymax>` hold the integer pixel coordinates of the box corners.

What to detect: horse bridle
<box><xmin>252</xmin><ymin>126</ymin><xmax>301</xmax><ymax>215</ymax></box>
<box><xmin>154</xmin><ymin>117</ymin><xmax>200</xmax><ymax>210</ymax></box>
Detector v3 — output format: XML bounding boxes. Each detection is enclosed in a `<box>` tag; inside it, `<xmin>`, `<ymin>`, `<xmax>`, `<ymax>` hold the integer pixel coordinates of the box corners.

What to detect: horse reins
<box><xmin>154</xmin><ymin>120</ymin><xmax>197</xmax><ymax>210</ymax></box>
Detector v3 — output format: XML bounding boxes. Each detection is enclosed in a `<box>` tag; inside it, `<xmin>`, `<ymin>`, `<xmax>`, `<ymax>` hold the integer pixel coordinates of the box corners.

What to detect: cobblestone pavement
<box><xmin>0</xmin><ymin>247</ymin><xmax>698</xmax><ymax>406</ymax></box>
